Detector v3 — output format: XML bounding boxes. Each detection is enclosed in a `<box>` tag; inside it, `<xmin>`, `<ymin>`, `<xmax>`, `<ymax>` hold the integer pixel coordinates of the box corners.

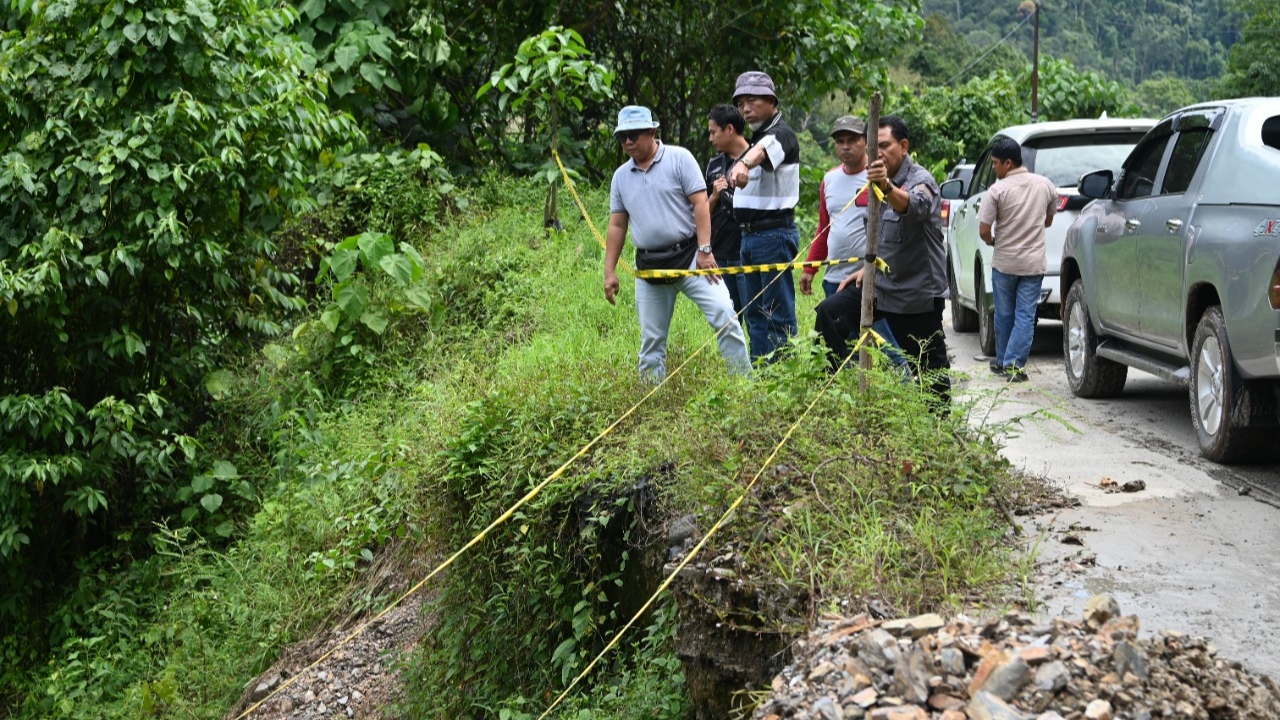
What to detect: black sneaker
<box><xmin>1006</xmin><ymin>366</ymin><xmax>1029</xmax><ymax>383</ymax></box>
<box><xmin>989</xmin><ymin>361</ymin><xmax>1004</xmax><ymax>375</ymax></box>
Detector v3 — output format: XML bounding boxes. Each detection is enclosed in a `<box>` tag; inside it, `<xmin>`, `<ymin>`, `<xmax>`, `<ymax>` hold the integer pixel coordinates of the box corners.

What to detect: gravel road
<box><xmin>946</xmin><ymin>311</ymin><xmax>1280</xmax><ymax>680</ymax></box>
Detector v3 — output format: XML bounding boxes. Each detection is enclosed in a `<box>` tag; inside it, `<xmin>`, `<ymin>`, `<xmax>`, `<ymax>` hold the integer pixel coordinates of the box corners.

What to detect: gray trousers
<box><xmin>634</xmin><ymin>275</ymin><xmax>751</xmax><ymax>380</ymax></box>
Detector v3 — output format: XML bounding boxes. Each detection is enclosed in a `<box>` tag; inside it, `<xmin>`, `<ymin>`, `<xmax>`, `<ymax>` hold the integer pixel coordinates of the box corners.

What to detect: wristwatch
<box><xmin>698</xmin><ymin>245</ymin><xmax>713</xmax><ymax>255</ymax></box>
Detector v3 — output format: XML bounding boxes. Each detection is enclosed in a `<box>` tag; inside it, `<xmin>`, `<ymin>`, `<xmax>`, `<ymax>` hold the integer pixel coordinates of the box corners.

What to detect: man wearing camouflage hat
<box><xmin>726</xmin><ymin>70</ymin><xmax>800</xmax><ymax>364</ymax></box>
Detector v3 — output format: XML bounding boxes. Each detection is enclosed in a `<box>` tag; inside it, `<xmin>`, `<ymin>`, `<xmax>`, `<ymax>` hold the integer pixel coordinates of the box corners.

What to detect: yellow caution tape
<box><xmin>552</xmin><ymin>150</ymin><xmax>888</xmax><ymax>283</ymax></box>
<box><xmin>633</xmin><ymin>255</ymin><xmax>890</xmax><ymax>280</ymax></box>
<box><xmin>552</xmin><ymin>149</ymin><xmax>634</xmax><ymax>276</ymax></box>
<box><xmin>859</xmin><ymin>325</ymin><xmax>889</xmax><ymax>349</ymax></box>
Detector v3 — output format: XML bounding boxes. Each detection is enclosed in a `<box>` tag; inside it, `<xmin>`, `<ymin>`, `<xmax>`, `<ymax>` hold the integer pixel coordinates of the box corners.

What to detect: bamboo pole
<box><xmin>858</xmin><ymin>93</ymin><xmax>882</xmax><ymax>391</ymax></box>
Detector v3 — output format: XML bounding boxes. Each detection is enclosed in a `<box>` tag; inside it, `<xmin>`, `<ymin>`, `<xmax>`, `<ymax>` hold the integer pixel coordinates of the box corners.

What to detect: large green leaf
<box><xmin>200</xmin><ymin>494</ymin><xmax>223</xmax><ymax>513</ymax></box>
<box><xmin>379</xmin><ymin>253</ymin><xmax>415</xmax><ymax>286</ymax></box>
<box><xmin>333</xmin><ymin>44</ymin><xmax>361</xmax><ymax>72</ymax></box>
<box><xmin>360</xmin><ymin>308</ymin><xmax>389</xmax><ymax>335</ymax></box>
<box><xmin>320</xmin><ymin>306</ymin><xmax>344</xmax><ymax>333</ymax></box>
<box><xmin>299</xmin><ymin>0</ymin><xmax>325</xmax><ymax>19</ymax></box>
<box><xmin>204</xmin><ymin>369</ymin><xmax>235</xmax><ymax>400</ymax></box>
<box><xmin>329</xmin><ymin>247</ymin><xmax>360</xmax><ymax>281</ymax></box>
<box><xmin>356</xmin><ymin>232</ymin><xmax>394</xmax><ymax>269</ymax></box>
<box><xmin>336</xmin><ymin>282</ymin><xmax>369</xmax><ymax>320</ymax></box>
<box><xmin>359</xmin><ymin>62</ymin><xmax>385</xmax><ymax>91</ymax></box>
<box><xmin>403</xmin><ymin>286</ymin><xmax>434</xmax><ymax>311</ymax></box>
<box><xmin>398</xmin><ymin>242</ymin><xmax>426</xmax><ymax>282</ymax></box>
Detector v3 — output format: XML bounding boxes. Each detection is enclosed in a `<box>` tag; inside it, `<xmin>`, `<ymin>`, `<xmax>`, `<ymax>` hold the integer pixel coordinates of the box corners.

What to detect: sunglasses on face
<box><xmin>616</xmin><ymin>130</ymin><xmax>646</xmax><ymax>143</ymax></box>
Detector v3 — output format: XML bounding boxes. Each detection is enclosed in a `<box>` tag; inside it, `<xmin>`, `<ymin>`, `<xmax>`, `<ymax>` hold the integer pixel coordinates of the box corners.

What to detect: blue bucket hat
<box><xmin>614</xmin><ymin>106</ymin><xmax>660</xmax><ymax>136</ymax></box>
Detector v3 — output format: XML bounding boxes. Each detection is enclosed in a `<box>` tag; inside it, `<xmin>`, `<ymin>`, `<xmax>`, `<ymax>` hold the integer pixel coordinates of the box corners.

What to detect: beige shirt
<box><xmin>978</xmin><ymin>167</ymin><xmax>1058</xmax><ymax>275</ymax></box>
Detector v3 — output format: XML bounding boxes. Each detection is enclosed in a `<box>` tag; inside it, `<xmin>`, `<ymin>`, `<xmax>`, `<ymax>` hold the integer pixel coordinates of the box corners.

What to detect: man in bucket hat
<box><xmin>726</xmin><ymin>71</ymin><xmax>801</xmax><ymax>364</ymax></box>
<box><xmin>604</xmin><ymin>105</ymin><xmax>750</xmax><ymax>380</ymax></box>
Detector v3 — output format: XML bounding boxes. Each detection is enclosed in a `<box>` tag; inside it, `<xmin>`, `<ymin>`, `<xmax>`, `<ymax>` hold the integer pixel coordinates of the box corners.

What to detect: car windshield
<box><xmin>1024</xmin><ymin>132</ymin><xmax>1149</xmax><ymax>188</ymax></box>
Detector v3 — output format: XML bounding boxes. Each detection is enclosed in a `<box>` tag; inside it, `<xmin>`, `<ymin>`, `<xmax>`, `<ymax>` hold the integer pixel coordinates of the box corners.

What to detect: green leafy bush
<box><xmin>0</xmin><ymin>0</ymin><xmax>359</xmax><ymax>660</ymax></box>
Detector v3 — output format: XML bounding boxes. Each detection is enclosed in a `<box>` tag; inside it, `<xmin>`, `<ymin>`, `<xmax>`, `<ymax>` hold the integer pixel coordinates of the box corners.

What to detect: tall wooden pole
<box><xmin>1031</xmin><ymin>3</ymin><xmax>1040</xmax><ymax>123</ymax></box>
<box><xmin>858</xmin><ymin>93</ymin><xmax>882</xmax><ymax>391</ymax></box>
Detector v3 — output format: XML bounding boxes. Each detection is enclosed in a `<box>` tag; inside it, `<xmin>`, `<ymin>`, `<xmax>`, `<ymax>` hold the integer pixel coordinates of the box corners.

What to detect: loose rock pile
<box><xmin>754</xmin><ymin>595</ymin><xmax>1280</xmax><ymax>720</ymax></box>
<box><xmin>240</xmin><ymin>592</ymin><xmax>425</xmax><ymax>720</ymax></box>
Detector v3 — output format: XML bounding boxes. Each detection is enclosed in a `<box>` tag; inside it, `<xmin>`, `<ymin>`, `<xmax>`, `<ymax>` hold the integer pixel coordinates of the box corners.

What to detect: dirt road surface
<box><xmin>947</xmin><ymin>313</ymin><xmax>1280</xmax><ymax>679</ymax></box>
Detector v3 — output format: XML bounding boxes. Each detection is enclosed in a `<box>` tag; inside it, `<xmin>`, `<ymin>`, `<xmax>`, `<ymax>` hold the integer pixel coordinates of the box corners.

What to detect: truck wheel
<box><xmin>1063</xmin><ymin>280</ymin><xmax>1127</xmax><ymax>397</ymax></box>
<box><xmin>949</xmin><ymin>254</ymin><xmax>978</xmax><ymax>332</ymax></box>
<box><xmin>976</xmin><ymin>270</ymin><xmax>996</xmax><ymax>356</ymax></box>
<box><xmin>1190</xmin><ymin>307</ymin><xmax>1264</xmax><ymax>463</ymax></box>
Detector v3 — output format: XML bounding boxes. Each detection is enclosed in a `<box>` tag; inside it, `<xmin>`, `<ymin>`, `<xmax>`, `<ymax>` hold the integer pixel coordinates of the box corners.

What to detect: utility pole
<box><xmin>1031</xmin><ymin>1</ymin><xmax>1040</xmax><ymax>123</ymax></box>
<box><xmin>1018</xmin><ymin>0</ymin><xmax>1041</xmax><ymax>122</ymax></box>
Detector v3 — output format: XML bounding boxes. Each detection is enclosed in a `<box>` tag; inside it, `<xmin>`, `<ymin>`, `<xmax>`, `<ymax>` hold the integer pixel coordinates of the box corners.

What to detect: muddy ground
<box><xmin>947</xmin><ymin>312</ymin><xmax>1280</xmax><ymax>680</ymax></box>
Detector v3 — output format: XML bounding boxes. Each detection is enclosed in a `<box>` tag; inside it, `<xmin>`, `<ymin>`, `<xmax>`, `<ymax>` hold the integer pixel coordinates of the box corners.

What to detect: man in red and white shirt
<box><xmin>809</xmin><ymin>116</ymin><xmax>871</xmax><ymax>348</ymax></box>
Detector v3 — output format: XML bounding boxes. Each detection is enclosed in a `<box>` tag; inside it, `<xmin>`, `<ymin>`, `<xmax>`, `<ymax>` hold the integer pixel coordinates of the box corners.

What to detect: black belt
<box><xmin>636</xmin><ymin>236</ymin><xmax>696</xmax><ymax>256</ymax></box>
<box><xmin>738</xmin><ymin>215</ymin><xmax>793</xmax><ymax>234</ymax></box>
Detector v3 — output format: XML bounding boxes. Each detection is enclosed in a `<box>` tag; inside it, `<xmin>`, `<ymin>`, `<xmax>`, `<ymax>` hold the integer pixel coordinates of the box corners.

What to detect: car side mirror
<box><xmin>1078</xmin><ymin>170</ymin><xmax>1114</xmax><ymax>199</ymax></box>
<box><xmin>940</xmin><ymin>178</ymin><xmax>965</xmax><ymax>200</ymax></box>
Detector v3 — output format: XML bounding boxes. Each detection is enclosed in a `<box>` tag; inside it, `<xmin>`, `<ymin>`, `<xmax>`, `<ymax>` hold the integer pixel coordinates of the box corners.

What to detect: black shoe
<box><xmin>989</xmin><ymin>361</ymin><xmax>1004</xmax><ymax>375</ymax></box>
<box><xmin>1005</xmin><ymin>366</ymin><xmax>1029</xmax><ymax>383</ymax></box>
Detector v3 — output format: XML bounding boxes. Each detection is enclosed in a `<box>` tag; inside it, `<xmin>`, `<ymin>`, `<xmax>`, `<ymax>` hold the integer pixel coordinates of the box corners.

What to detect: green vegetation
<box><xmin>0</xmin><ymin>0</ymin><xmax>360</xmax><ymax>659</ymax></box>
<box><xmin>1218</xmin><ymin>0</ymin><xmax>1280</xmax><ymax>98</ymax></box>
<box><xmin>1</xmin><ymin>163</ymin><xmax>1027</xmax><ymax>716</ymax></box>
<box><xmin>0</xmin><ymin>0</ymin><xmax>1262</xmax><ymax>716</ymax></box>
<box><xmin>921</xmin><ymin>0</ymin><xmax>1237</xmax><ymax>88</ymax></box>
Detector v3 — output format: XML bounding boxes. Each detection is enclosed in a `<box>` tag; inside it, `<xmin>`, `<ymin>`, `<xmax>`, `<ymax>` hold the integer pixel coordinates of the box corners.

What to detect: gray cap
<box><xmin>830</xmin><ymin>116</ymin><xmax>867</xmax><ymax>138</ymax></box>
<box><xmin>732</xmin><ymin>71</ymin><xmax>777</xmax><ymax>102</ymax></box>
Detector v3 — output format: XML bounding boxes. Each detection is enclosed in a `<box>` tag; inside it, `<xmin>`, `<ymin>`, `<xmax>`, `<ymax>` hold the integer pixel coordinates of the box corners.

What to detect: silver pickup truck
<box><xmin>1061</xmin><ymin>97</ymin><xmax>1280</xmax><ymax>463</ymax></box>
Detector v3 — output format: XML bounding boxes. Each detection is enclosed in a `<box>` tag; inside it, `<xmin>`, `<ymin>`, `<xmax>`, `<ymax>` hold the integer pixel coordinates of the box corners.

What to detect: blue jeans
<box><xmin>634</xmin><ymin>275</ymin><xmax>751</xmax><ymax>381</ymax></box>
<box><xmin>721</xmin><ymin>257</ymin><xmax>748</xmax><ymax>321</ymax></box>
<box><xmin>992</xmin><ymin>269</ymin><xmax>1043</xmax><ymax>369</ymax></box>
<box><xmin>740</xmin><ymin>225</ymin><xmax>799</xmax><ymax>363</ymax></box>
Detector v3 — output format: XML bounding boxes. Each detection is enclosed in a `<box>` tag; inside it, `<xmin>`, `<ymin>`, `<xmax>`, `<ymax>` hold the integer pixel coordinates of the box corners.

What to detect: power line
<box><xmin>945</xmin><ymin>10</ymin><xmax>1035</xmax><ymax>86</ymax></box>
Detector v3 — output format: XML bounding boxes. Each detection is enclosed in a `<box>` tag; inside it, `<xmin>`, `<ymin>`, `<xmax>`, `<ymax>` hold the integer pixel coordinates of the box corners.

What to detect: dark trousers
<box><xmin>815</xmin><ymin>293</ymin><xmax>951</xmax><ymax>404</ymax></box>
<box><xmin>878</xmin><ymin>298</ymin><xmax>952</xmax><ymax>404</ymax></box>
<box><xmin>813</xmin><ymin>284</ymin><xmax>862</xmax><ymax>368</ymax></box>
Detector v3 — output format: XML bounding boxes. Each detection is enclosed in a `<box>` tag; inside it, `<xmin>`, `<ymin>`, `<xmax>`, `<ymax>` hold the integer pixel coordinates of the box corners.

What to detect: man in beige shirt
<box><xmin>978</xmin><ymin>138</ymin><xmax>1057</xmax><ymax>381</ymax></box>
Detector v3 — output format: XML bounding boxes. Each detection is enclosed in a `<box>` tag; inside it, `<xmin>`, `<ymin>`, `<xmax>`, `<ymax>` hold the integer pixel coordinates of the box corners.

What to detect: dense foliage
<box><xmin>923</xmin><ymin>0</ymin><xmax>1238</xmax><ymax>86</ymax></box>
<box><xmin>285</xmin><ymin>0</ymin><xmax>923</xmax><ymax>180</ymax></box>
<box><xmin>1218</xmin><ymin>0</ymin><xmax>1280</xmax><ymax>98</ymax></box>
<box><xmin>0</xmin><ymin>0</ymin><xmax>358</xmax><ymax>670</ymax></box>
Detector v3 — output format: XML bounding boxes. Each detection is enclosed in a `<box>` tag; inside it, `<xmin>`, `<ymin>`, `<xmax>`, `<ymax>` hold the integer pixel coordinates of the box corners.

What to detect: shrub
<box><xmin>0</xmin><ymin>0</ymin><xmax>359</xmax><ymax>659</ymax></box>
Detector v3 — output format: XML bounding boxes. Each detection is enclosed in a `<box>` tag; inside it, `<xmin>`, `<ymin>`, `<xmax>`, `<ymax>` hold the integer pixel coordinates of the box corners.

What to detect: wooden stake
<box><xmin>858</xmin><ymin>93</ymin><xmax>882</xmax><ymax>391</ymax></box>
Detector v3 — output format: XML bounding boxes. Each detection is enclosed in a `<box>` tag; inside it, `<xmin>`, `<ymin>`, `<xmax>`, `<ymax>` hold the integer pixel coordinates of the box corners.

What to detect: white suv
<box><xmin>940</xmin><ymin>118</ymin><xmax>1155</xmax><ymax>354</ymax></box>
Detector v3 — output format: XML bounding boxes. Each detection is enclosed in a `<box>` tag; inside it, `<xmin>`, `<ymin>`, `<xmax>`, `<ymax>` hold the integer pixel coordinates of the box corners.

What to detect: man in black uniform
<box><xmin>705</xmin><ymin>103</ymin><xmax>750</xmax><ymax>318</ymax></box>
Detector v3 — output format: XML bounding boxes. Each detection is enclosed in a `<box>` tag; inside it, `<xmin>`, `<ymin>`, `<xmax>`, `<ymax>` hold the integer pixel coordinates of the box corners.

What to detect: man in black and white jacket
<box><xmin>726</xmin><ymin>71</ymin><xmax>800</xmax><ymax>364</ymax></box>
